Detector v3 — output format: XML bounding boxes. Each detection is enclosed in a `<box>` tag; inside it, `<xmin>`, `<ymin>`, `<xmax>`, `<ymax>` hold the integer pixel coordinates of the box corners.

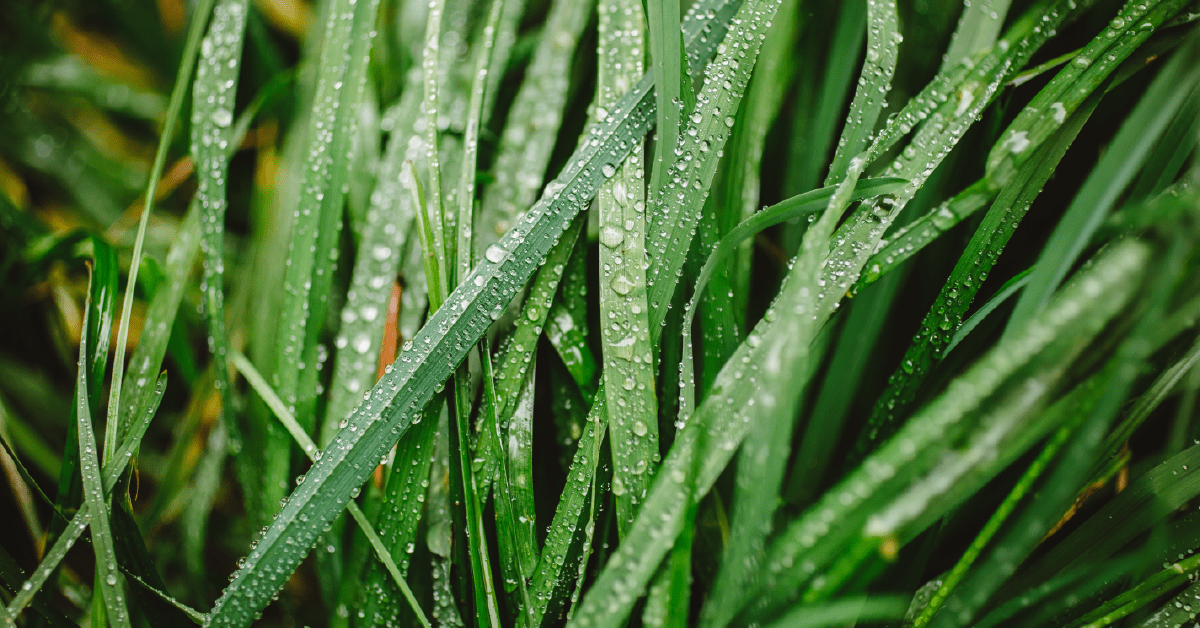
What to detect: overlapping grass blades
<box><xmin>204</xmin><ymin>2</ymin><xmax>744</xmax><ymax>623</ymax></box>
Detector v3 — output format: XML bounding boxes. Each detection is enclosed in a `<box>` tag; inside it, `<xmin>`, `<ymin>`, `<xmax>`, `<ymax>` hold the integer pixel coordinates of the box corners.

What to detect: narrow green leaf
<box><xmin>596</xmin><ymin>0</ymin><xmax>658</xmax><ymax>536</ymax></box>
<box><xmin>190</xmin><ymin>0</ymin><xmax>249</xmax><ymax>468</ymax></box>
<box><xmin>104</xmin><ymin>0</ymin><xmax>217</xmax><ymax>474</ymax></box>
<box><xmin>75</xmin><ymin>297</ymin><xmax>132</xmax><ymax>628</ymax></box>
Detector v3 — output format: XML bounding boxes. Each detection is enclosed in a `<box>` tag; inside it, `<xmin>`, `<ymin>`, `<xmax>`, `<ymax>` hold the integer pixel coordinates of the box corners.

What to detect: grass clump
<box><xmin>1</xmin><ymin>0</ymin><xmax>1200</xmax><ymax>627</ymax></box>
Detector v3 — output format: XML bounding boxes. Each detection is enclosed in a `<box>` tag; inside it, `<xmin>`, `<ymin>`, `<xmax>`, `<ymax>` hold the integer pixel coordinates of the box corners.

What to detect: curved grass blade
<box><xmin>698</xmin><ymin>162</ymin><xmax>870</xmax><ymax>628</ymax></box>
<box><xmin>596</xmin><ymin>0</ymin><xmax>658</xmax><ymax>536</ymax></box>
<box><xmin>1006</xmin><ymin>27</ymin><xmax>1200</xmax><ymax>336</ymax></box>
<box><xmin>675</xmin><ymin>178</ymin><xmax>905</xmax><ymax>424</ymax></box>
<box><xmin>230</xmin><ymin>350</ymin><xmax>430</xmax><ymax>628</ymax></box>
<box><xmin>204</xmin><ymin>2</ymin><xmax>741</xmax><ymax>623</ymax></box>
<box><xmin>753</xmin><ymin>239</ymin><xmax>1151</xmax><ymax>622</ymax></box>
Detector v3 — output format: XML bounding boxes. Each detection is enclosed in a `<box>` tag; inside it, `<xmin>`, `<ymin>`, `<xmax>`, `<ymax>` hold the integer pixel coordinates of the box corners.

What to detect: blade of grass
<box><xmin>190</xmin><ymin>0</ymin><xmax>248</xmax><ymax>481</ymax></box>
<box><xmin>75</xmin><ymin>289</ymin><xmax>132</xmax><ymax>628</ymax></box>
<box><xmin>942</xmin><ymin>0</ymin><xmax>1013</xmax><ymax>72</ymax></box>
<box><xmin>824</xmin><ymin>0</ymin><xmax>898</xmax><ymax>184</ymax></box>
<box><xmin>698</xmin><ymin>161</ymin><xmax>872</xmax><ymax>628</ymax></box>
<box><xmin>596</xmin><ymin>0</ymin><xmax>658</xmax><ymax>537</ymax></box>
<box><xmin>104</xmin><ymin>0</ymin><xmax>216</xmax><ymax>471</ymax></box>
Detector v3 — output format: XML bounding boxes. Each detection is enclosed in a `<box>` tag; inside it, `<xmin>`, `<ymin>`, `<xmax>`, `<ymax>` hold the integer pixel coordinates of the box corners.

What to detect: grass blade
<box><xmin>596</xmin><ymin>0</ymin><xmax>658</xmax><ymax>536</ymax></box>
<box><xmin>76</xmin><ymin>290</ymin><xmax>132</xmax><ymax>628</ymax></box>
<box><xmin>104</xmin><ymin>0</ymin><xmax>216</xmax><ymax>471</ymax></box>
<box><xmin>190</xmin><ymin>0</ymin><xmax>248</xmax><ymax>471</ymax></box>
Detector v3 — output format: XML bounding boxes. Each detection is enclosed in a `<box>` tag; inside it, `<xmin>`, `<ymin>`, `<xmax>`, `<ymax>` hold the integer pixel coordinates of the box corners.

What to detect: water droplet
<box><xmin>485</xmin><ymin>244</ymin><xmax>509</xmax><ymax>264</ymax></box>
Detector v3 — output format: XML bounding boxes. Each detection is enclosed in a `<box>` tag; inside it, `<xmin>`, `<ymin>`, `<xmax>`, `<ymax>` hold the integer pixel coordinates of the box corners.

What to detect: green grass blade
<box><xmin>910</xmin><ymin>419</ymin><xmax>1076</xmax><ymax>627</ymax></box>
<box><xmin>644</xmin><ymin>0</ymin><xmax>781</xmax><ymax>318</ymax></box>
<box><xmin>104</xmin><ymin>0</ymin><xmax>216</xmax><ymax>470</ymax></box>
<box><xmin>117</xmin><ymin>203</ymin><xmax>201</xmax><ymax>439</ymax></box>
<box><xmin>75</xmin><ymin>294</ymin><xmax>132</xmax><ymax>628</ymax></box>
<box><xmin>824</xmin><ymin>0</ymin><xmax>897</xmax><ymax>184</ymax></box>
<box><xmin>699</xmin><ymin>162</ymin><xmax>871</xmax><ymax>628</ymax></box>
<box><xmin>596</xmin><ymin>0</ymin><xmax>658</xmax><ymax>536</ymax></box>
<box><xmin>190</xmin><ymin>0</ymin><xmax>248</xmax><ymax>464</ymax></box>
<box><xmin>942</xmin><ymin>0</ymin><xmax>1012</xmax><ymax>72</ymax></box>
<box><xmin>646</xmin><ymin>0</ymin><xmax>687</xmax><ymax>201</ymax></box>
<box><xmin>823</xmin><ymin>0</ymin><xmax>1084</xmax><ymax>318</ymax></box>
<box><xmin>476</xmin><ymin>217</ymin><xmax>584</xmax><ymax>497</ymax></box>
<box><xmin>1006</xmin><ymin>25</ymin><xmax>1200</xmax><ymax>336</ymax></box>
<box><xmin>419</xmin><ymin>0</ymin><xmax>448</xmax><ymax>279</ymax></box>
<box><xmin>1066</xmin><ymin>551</ymin><xmax>1200</xmax><ymax>628</ymax></box>
<box><xmin>454</xmin><ymin>0</ymin><xmax>506</xmax><ymax>287</ymax></box>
